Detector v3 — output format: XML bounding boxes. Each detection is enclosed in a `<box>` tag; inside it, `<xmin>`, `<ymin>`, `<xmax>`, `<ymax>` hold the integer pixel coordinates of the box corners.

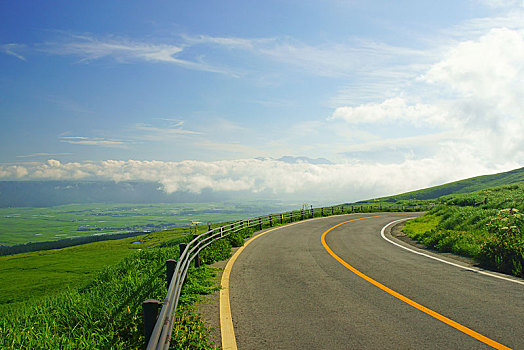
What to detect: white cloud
<box><xmin>476</xmin><ymin>0</ymin><xmax>524</xmax><ymax>9</ymax></box>
<box><xmin>0</xmin><ymin>43</ymin><xmax>27</xmax><ymax>61</ymax></box>
<box><xmin>135</xmin><ymin>121</ymin><xmax>202</xmax><ymax>139</ymax></box>
<box><xmin>183</xmin><ymin>34</ymin><xmax>432</xmax><ymax>79</ymax></box>
<box><xmin>39</xmin><ymin>33</ymin><xmax>235</xmax><ymax>75</ymax></box>
<box><xmin>423</xmin><ymin>28</ymin><xmax>524</xmax><ymax>117</ymax></box>
<box><xmin>329</xmin><ymin>27</ymin><xmax>524</xmax><ymax>172</ymax></box>
<box><xmin>59</xmin><ymin>136</ymin><xmax>127</xmax><ymax>147</ymax></box>
<box><xmin>17</xmin><ymin>153</ymin><xmax>72</xmax><ymax>158</ymax></box>
<box><xmin>0</xmin><ymin>157</ymin><xmax>515</xmax><ymax>202</ymax></box>
<box><xmin>329</xmin><ymin>97</ymin><xmax>450</xmax><ymax>127</ymax></box>
<box><xmin>41</xmin><ymin>34</ymin><xmax>182</xmax><ymax>62</ymax></box>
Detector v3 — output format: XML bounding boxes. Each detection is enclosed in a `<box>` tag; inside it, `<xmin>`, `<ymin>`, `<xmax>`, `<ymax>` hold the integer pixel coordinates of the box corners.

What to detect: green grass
<box><xmin>0</xmin><ymin>247</ymin><xmax>222</xmax><ymax>349</ymax></box>
<box><xmin>403</xmin><ymin>213</ymin><xmax>441</xmax><ymax>237</ymax></box>
<box><xmin>402</xmin><ymin>182</ymin><xmax>524</xmax><ymax>276</ymax></box>
<box><xmin>0</xmin><ymin>228</ymin><xmax>188</xmax><ymax>306</ymax></box>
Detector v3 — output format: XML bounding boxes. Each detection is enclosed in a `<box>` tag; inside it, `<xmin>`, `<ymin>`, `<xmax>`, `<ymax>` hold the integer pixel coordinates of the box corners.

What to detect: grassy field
<box><xmin>0</xmin><ymin>201</ymin><xmax>295</xmax><ymax>245</ymax></box>
<box><xmin>0</xmin><ymin>228</ymin><xmax>191</xmax><ymax>306</ymax></box>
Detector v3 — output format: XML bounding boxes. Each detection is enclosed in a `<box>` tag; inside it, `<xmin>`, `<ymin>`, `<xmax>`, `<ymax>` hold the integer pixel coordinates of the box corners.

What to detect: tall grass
<box><xmin>0</xmin><ymin>225</ymin><xmax>237</xmax><ymax>349</ymax></box>
<box><xmin>403</xmin><ymin>182</ymin><xmax>524</xmax><ymax>277</ymax></box>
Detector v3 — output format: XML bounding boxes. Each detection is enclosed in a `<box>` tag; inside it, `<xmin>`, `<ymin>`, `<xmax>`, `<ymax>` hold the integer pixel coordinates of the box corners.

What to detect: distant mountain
<box><xmin>379</xmin><ymin>166</ymin><xmax>524</xmax><ymax>201</ymax></box>
<box><xmin>0</xmin><ymin>181</ymin><xmax>228</xmax><ymax>207</ymax></box>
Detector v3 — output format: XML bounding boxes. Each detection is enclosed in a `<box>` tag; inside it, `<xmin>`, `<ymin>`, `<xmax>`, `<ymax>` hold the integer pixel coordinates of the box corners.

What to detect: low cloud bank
<box><xmin>0</xmin><ymin>157</ymin><xmax>515</xmax><ymax>202</ymax></box>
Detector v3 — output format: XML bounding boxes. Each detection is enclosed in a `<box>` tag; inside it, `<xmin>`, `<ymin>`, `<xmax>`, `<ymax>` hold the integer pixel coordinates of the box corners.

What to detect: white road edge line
<box><xmin>381</xmin><ymin>218</ymin><xmax>524</xmax><ymax>286</ymax></box>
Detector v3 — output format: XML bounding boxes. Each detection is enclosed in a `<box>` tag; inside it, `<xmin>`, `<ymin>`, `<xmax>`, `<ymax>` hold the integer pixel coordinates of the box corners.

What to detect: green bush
<box><xmin>479</xmin><ymin>209</ymin><xmax>524</xmax><ymax>277</ymax></box>
<box><xmin>228</xmin><ymin>231</ymin><xmax>245</xmax><ymax>247</ymax></box>
<box><xmin>200</xmin><ymin>238</ymin><xmax>231</xmax><ymax>264</ymax></box>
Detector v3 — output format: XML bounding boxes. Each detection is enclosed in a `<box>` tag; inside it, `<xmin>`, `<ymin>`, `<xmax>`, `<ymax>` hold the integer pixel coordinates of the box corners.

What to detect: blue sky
<box><xmin>1</xmin><ymin>1</ymin><xmax>524</xmax><ymax>202</ymax></box>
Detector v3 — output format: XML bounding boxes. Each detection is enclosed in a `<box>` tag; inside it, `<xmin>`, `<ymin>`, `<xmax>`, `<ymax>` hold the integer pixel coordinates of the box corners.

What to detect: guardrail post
<box><xmin>290</xmin><ymin>212</ymin><xmax>293</xmax><ymax>222</ymax></box>
<box><xmin>280</xmin><ymin>214</ymin><xmax>283</xmax><ymax>224</ymax></box>
<box><xmin>143</xmin><ymin>299</ymin><xmax>162</xmax><ymax>347</ymax></box>
<box><xmin>301</xmin><ymin>210</ymin><xmax>304</xmax><ymax>220</ymax></box>
<box><xmin>208</xmin><ymin>222</ymin><xmax>211</xmax><ymax>231</ymax></box>
<box><xmin>192</xmin><ymin>235</ymin><xmax>201</xmax><ymax>267</ymax></box>
<box><xmin>220</xmin><ymin>226</ymin><xmax>224</xmax><ymax>237</ymax></box>
<box><xmin>179</xmin><ymin>242</ymin><xmax>187</xmax><ymax>258</ymax></box>
<box><xmin>331</xmin><ymin>207</ymin><xmax>334</xmax><ymax>215</ymax></box>
<box><xmin>258</xmin><ymin>217</ymin><xmax>262</xmax><ymax>230</ymax></box>
<box><xmin>166</xmin><ymin>259</ymin><xmax>177</xmax><ymax>286</ymax></box>
<box><xmin>321</xmin><ymin>208</ymin><xmax>324</xmax><ymax>216</ymax></box>
<box><xmin>360</xmin><ymin>205</ymin><xmax>363</xmax><ymax>211</ymax></box>
<box><xmin>310</xmin><ymin>205</ymin><xmax>313</xmax><ymax>217</ymax></box>
<box><xmin>269</xmin><ymin>214</ymin><xmax>273</xmax><ymax>227</ymax></box>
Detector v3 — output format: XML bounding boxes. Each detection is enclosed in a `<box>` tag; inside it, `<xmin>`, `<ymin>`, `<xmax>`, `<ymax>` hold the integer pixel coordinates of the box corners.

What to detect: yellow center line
<box><xmin>321</xmin><ymin>217</ymin><xmax>512</xmax><ymax>350</ymax></box>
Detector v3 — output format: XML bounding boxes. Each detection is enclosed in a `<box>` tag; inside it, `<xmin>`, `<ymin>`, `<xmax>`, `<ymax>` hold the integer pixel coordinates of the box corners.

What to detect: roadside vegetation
<box><xmin>403</xmin><ymin>182</ymin><xmax>524</xmax><ymax>277</ymax></box>
<box><xmin>0</xmin><ymin>225</ymin><xmax>256</xmax><ymax>349</ymax></box>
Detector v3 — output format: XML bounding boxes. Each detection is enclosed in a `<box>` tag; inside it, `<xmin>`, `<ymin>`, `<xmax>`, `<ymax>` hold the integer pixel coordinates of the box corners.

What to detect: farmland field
<box><xmin>0</xmin><ymin>201</ymin><xmax>296</xmax><ymax>245</ymax></box>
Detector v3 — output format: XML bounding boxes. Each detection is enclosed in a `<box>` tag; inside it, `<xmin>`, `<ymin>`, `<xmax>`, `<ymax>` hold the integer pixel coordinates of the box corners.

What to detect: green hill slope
<box><xmin>380</xmin><ymin>166</ymin><xmax>524</xmax><ymax>201</ymax></box>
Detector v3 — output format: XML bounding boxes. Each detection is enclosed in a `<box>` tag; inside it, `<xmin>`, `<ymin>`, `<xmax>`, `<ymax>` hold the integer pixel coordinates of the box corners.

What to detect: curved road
<box><xmin>226</xmin><ymin>213</ymin><xmax>523</xmax><ymax>349</ymax></box>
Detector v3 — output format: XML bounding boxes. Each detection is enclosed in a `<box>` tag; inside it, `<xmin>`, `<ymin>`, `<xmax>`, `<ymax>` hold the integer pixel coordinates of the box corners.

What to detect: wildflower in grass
<box><xmin>480</xmin><ymin>208</ymin><xmax>524</xmax><ymax>277</ymax></box>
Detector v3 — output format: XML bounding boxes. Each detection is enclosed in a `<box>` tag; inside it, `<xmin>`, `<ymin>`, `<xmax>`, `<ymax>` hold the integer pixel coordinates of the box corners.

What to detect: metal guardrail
<box><xmin>143</xmin><ymin>203</ymin><xmax>430</xmax><ymax>349</ymax></box>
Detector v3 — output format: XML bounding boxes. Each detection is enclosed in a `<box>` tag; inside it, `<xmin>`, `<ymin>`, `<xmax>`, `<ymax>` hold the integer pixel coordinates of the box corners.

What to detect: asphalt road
<box><xmin>228</xmin><ymin>213</ymin><xmax>524</xmax><ymax>349</ymax></box>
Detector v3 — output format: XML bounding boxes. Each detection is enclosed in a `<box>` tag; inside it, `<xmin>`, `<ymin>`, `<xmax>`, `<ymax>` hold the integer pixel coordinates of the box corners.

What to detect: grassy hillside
<box><xmin>379</xmin><ymin>167</ymin><xmax>524</xmax><ymax>201</ymax></box>
<box><xmin>403</xmin><ymin>182</ymin><xmax>524</xmax><ymax>277</ymax></box>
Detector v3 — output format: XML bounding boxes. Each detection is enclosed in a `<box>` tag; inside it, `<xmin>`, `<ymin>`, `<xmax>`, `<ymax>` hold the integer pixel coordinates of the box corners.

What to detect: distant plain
<box><xmin>0</xmin><ymin>201</ymin><xmax>296</xmax><ymax>245</ymax></box>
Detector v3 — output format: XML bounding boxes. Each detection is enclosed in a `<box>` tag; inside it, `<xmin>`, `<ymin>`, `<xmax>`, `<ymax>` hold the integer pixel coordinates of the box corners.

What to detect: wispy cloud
<box><xmin>38</xmin><ymin>33</ymin><xmax>236</xmax><ymax>75</ymax></box>
<box><xmin>59</xmin><ymin>136</ymin><xmax>127</xmax><ymax>147</ymax></box>
<box><xmin>10</xmin><ymin>31</ymin><xmax>434</xmax><ymax>84</ymax></box>
<box><xmin>134</xmin><ymin>119</ymin><xmax>203</xmax><ymax>142</ymax></box>
<box><xmin>17</xmin><ymin>153</ymin><xmax>72</xmax><ymax>158</ymax></box>
<box><xmin>185</xmin><ymin>34</ymin><xmax>432</xmax><ymax>78</ymax></box>
<box><xmin>0</xmin><ymin>43</ymin><xmax>27</xmax><ymax>61</ymax></box>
